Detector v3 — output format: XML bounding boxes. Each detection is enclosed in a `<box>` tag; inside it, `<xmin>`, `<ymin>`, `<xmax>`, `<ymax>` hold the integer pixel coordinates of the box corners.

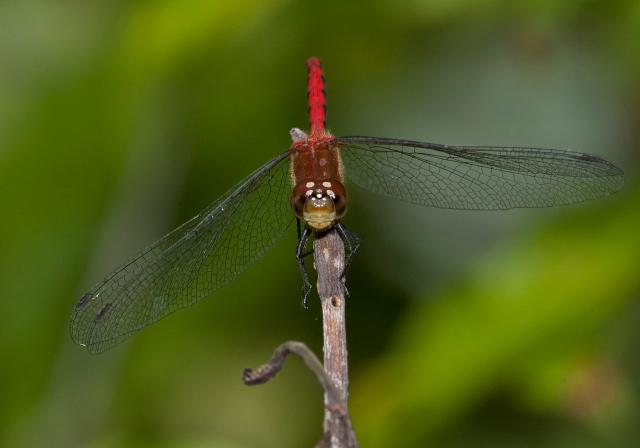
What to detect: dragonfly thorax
<box><xmin>291</xmin><ymin>179</ymin><xmax>348</xmax><ymax>230</ymax></box>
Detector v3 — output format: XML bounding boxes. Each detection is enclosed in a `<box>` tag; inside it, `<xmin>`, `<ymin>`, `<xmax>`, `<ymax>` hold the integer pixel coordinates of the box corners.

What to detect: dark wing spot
<box><xmin>577</xmin><ymin>153</ymin><xmax>603</xmax><ymax>163</ymax></box>
<box><xmin>74</xmin><ymin>293</ymin><xmax>93</xmax><ymax>312</ymax></box>
<box><xmin>93</xmin><ymin>303</ymin><xmax>112</xmax><ymax>323</ymax></box>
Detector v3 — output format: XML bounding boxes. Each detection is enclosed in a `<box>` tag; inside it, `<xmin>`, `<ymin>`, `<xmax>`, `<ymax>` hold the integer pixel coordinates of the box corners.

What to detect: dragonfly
<box><xmin>71</xmin><ymin>57</ymin><xmax>624</xmax><ymax>354</ymax></box>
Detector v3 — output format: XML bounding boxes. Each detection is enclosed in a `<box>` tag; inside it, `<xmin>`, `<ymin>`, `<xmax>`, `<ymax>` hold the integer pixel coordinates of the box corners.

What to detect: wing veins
<box><xmin>72</xmin><ymin>150</ymin><xmax>294</xmax><ymax>352</ymax></box>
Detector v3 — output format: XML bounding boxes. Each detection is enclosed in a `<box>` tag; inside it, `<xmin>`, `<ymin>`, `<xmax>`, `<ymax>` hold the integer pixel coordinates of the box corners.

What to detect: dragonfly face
<box><xmin>290</xmin><ymin>178</ymin><xmax>348</xmax><ymax>230</ymax></box>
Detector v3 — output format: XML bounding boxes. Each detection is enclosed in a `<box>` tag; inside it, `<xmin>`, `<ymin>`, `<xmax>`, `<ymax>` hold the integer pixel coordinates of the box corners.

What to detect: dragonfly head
<box><xmin>291</xmin><ymin>179</ymin><xmax>348</xmax><ymax>230</ymax></box>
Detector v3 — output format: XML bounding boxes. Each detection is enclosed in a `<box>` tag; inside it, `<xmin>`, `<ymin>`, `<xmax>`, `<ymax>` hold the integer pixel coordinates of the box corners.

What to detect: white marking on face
<box><xmin>322</xmin><ymin>181</ymin><xmax>331</xmax><ymax>188</ymax></box>
<box><xmin>316</xmin><ymin>193</ymin><xmax>323</xmax><ymax>198</ymax></box>
<box><xmin>327</xmin><ymin>189</ymin><xmax>335</xmax><ymax>199</ymax></box>
<box><xmin>305</xmin><ymin>190</ymin><xmax>313</xmax><ymax>196</ymax></box>
<box><xmin>306</xmin><ymin>181</ymin><xmax>315</xmax><ymax>188</ymax></box>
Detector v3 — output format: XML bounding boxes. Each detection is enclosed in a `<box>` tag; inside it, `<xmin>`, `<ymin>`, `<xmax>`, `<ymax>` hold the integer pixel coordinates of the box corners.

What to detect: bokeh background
<box><xmin>1</xmin><ymin>1</ymin><xmax>638</xmax><ymax>447</ymax></box>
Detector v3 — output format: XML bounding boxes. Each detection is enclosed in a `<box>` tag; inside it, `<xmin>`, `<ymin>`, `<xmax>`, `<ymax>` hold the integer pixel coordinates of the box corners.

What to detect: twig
<box><xmin>313</xmin><ymin>229</ymin><xmax>355</xmax><ymax>447</ymax></box>
<box><xmin>243</xmin><ymin>341</ymin><xmax>340</xmax><ymax>402</ymax></box>
<box><xmin>313</xmin><ymin>229</ymin><xmax>349</xmax><ymax>402</ymax></box>
<box><xmin>244</xmin><ymin>228</ymin><xmax>357</xmax><ymax>447</ymax></box>
<box><xmin>243</xmin><ymin>341</ymin><xmax>357</xmax><ymax>447</ymax></box>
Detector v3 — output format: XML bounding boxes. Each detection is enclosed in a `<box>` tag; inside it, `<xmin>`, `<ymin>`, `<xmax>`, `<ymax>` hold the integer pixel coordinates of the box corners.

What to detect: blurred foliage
<box><xmin>0</xmin><ymin>0</ymin><xmax>638</xmax><ymax>447</ymax></box>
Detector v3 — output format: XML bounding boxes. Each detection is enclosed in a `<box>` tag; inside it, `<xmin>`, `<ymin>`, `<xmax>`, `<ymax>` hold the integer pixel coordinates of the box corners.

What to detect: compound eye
<box><xmin>322</xmin><ymin>180</ymin><xmax>348</xmax><ymax>219</ymax></box>
<box><xmin>290</xmin><ymin>181</ymin><xmax>314</xmax><ymax>219</ymax></box>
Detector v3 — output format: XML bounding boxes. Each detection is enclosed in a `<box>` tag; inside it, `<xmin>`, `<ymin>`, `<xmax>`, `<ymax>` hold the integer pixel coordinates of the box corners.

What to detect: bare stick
<box><xmin>243</xmin><ymin>341</ymin><xmax>340</xmax><ymax>402</ymax></box>
<box><xmin>314</xmin><ymin>229</ymin><xmax>354</xmax><ymax>447</ymax></box>
<box><xmin>243</xmin><ymin>341</ymin><xmax>357</xmax><ymax>448</ymax></box>
<box><xmin>244</xmin><ymin>229</ymin><xmax>357</xmax><ymax>447</ymax></box>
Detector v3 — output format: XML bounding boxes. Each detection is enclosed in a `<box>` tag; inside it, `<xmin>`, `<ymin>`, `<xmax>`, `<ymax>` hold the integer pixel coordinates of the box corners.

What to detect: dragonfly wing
<box><xmin>71</xmin><ymin>150</ymin><xmax>294</xmax><ymax>354</ymax></box>
<box><xmin>336</xmin><ymin>137</ymin><xmax>624</xmax><ymax>210</ymax></box>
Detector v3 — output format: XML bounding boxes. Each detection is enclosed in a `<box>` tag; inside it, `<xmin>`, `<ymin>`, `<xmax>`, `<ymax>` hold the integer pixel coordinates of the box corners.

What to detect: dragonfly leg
<box><xmin>334</xmin><ymin>222</ymin><xmax>361</xmax><ymax>296</ymax></box>
<box><xmin>295</xmin><ymin>223</ymin><xmax>314</xmax><ymax>308</ymax></box>
<box><xmin>296</xmin><ymin>219</ymin><xmax>314</xmax><ymax>258</ymax></box>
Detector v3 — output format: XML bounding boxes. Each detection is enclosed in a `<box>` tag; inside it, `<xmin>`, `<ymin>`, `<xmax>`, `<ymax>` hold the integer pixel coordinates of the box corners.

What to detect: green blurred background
<box><xmin>1</xmin><ymin>0</ymin><xmax>638</xmax><ymax>447</ymax></box>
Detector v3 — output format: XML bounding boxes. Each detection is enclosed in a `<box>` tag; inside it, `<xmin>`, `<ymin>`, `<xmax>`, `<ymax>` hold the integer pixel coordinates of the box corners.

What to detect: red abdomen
<box><xmin>307</xmin><ymin>57</ymin><xmax>327</xmax><ymax>138</ymax></box>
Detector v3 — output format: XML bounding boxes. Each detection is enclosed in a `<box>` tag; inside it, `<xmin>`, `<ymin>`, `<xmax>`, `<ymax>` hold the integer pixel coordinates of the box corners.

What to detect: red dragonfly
<box><xmin>71</xmin><ymin>57</ymin><xmax>624</xmax><ymax>354</ymax></box>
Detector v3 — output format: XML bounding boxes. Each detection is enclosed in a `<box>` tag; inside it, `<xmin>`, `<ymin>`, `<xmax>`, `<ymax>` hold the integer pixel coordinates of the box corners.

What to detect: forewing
<box><xmin>71</xmin><ymin>151</ymin><xmax>294</xmax><ymax>353</ymax></box>
<box><xmin>336</xmin><ymin>137</ymin><xmax>624</xmax><ymax>210</ymax></box>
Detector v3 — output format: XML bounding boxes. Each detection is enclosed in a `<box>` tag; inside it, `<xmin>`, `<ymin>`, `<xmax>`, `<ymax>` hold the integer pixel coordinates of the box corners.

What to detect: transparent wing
<box><xmin>335</xmin><ymin>137</ymin><xmax>624</xmax><ymax>210</ymax></box>
<box><xmin>71</xmin><ymin>150</ymin><xmax>294</xmax><ymax>354</ymax></box>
